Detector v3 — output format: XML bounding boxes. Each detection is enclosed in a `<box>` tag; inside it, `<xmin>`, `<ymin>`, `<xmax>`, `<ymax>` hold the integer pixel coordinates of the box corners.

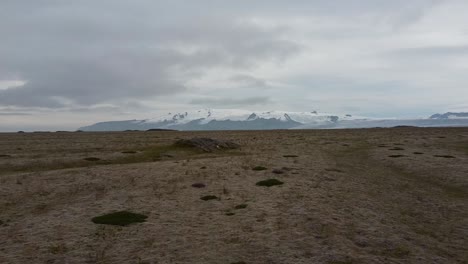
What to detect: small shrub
<box><xmin>84</xmin><ymin>157</ymin><xmax>100</xmax><ymax>161</ymax></box>
<box><xmin>256</xmin><ymin>179</ymin><xmax>284</xmax><ymax>187</ymax></box>
<box><xmin>325</xmin><ymin>168</ymin><xmax>344</xmax><ymax>173</ymax></box>
<box><xmin>413</xmin><ymin>152</ymin><xmax>424</xmax><ymax>155</ymax></box>
<box><xmin>234</xmin><ymin>204</ymin><xmax>248</xmax><ymax>210</ymax></box>
<box><xmin>252</xmin><ymin>166</ymin><xmax>267</xmax><ymax>171</ymax></box>
<box><xmin>91</xmin><ymin>211</ymin><xmax>147</xmax><ymax>226</ymax></box>
<box><xmin>200</xmin><ymin>195</ymin><xmax>218</xmax><ymax>201</ymax></box>
<box><xmin>272</xmin><ymin>169</ymin><xmax>284</xmax><ymax>174</ymax></box>
<box><xmin>389</xmin><ymin>147</ymin><xmax>405</xmax><ymax>151</ymax></box>
<box><xmin>225</xmin><ymin>212</ymin><xmax>235</xmax><ymax>216</ymax></box>
<box><xmin>48</xmin><ymin>243</ymin><xmax>67</xmax><ymax>254</ymax></box>
<box><xmin>283</xmin><ymin>155</ymin><xmax>298</xmax><ymax>158</ymax></box>
<box><xmin>389</xmin><ymin>155</ymin><xmax>405</xmax><ymax>158</ymax></box>
<box><xmin>121</xmin><ymin>151</ymin><xmax>137</xmax><ymax>154</ymax></box>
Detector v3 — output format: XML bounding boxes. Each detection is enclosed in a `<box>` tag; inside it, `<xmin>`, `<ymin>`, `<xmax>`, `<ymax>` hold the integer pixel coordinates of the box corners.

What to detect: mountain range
<box><xmin>78</xmin><ymin>109</ymin><xmax>468</xmax><ymax>131</ymax></box>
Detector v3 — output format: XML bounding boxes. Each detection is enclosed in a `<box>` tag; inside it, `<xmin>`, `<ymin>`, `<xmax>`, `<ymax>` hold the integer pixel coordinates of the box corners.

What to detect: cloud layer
<box><xmin>1</xmin><ymin>0</ymin><xmax>468</xmax><ymax>130</ymax></box>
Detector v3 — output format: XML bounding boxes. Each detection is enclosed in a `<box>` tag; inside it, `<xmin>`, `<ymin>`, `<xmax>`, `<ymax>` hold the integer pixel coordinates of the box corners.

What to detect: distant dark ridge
<box><xmin>146</xmin><ymin>128</ymin><xmax>177</xmax><ymax>131</ymax></box>
<box><xmin>392</xmin><ymin>125</ymin><xmax>418</xmax><ymax>128</ymax></box>
<box><xmin>430</xmin><ymin>112</ymin><xmax>468</xmax><ymax>119</ymax></box>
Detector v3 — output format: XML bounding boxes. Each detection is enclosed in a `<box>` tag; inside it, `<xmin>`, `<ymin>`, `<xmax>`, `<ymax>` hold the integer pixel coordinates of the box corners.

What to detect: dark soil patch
<box><xmin>83</xmin><ymin>157</ymin><xmax>100</xmax><ymax>161</ymax></box>
<box><xmin>191</xmin><ymin>183</ymin><xmax>206</xmax><ymax>188</ymax></box>
<box><xmin>434</xmin><ymin>155</ymin><xmax>456</xmax><ymax>159</ymax></box>
<box><xmin>256</xmin><ymin>179</ymin><xmax>284</xmax><ymax>187</ymax></box>
<box><xmin>174</xmin><ymin>138</ymin><xmax>239</xmax><ymax>152</ymax></box>
<box><xmin>0</xmin><ymin>154</ymin><xmax>12</xmax><ymax>158</ymax></box>
<box><xmin>91</xmin><ymin>211</ymin><xmax>147</xmax><ymax>226</ymax></box>
<box><xmin>200</xmin><ymin>195</ymin><xmax>218</xmax><ymax>201</ymax></box>
<box><xmin>252</xmin><ymin>166</ymin><xmax>268</xmax><ymax>171</ymax></box>
<box><xmin>121</xmin><ymin>151</ymin><xmax>137</xmax><ymax>154</ymax></box>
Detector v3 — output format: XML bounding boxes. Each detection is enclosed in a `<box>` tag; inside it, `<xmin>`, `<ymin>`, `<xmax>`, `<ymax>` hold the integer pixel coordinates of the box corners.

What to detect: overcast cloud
<box><xmin>1</xmin><ymin>0</ymin><xmax>468</xmax><ymax>131</ymax></box>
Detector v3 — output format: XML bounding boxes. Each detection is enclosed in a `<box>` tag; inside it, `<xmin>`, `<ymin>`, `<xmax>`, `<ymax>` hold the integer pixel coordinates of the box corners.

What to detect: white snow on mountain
<box><xmin>78</xmin><ymin>109</ymin><xmax>468</xmax><ymax>131</ymax></box>
<box><xmin>145</xmin><ymin>108</ymin><xmax>363</xmax><ymax>126</ymax></box>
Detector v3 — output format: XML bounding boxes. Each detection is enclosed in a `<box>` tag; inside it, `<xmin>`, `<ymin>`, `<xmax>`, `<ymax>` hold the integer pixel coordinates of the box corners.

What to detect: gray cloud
<box><xmin>387</xmin><ymin>45</ymin><xmax>468</xmax><ymax>57</ymax></box>
<box><xmin>0</xmin><ymin>1</ymin><xmax>299</xmax><ymax>108</ymax></box>
<box><xmin>0</xmin><ymin>112</ymin><xmax>32</xmax><ymax>116</ymax></box>
<box><xmin>190</xmin><ymin>96</ymin><xmax>272</xmax><ymax>108</ymax></box>
<box><xmin>1</xmin><ymin>0</ymin><xmax>468</xmax><ymax>131</ymax></box>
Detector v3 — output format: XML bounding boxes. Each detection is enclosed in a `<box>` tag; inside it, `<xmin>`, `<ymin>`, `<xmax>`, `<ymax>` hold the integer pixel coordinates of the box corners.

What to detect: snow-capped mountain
<box><xmin>78</xmin><ymin>109</ymin><xmax>468</xmax><ymax>131</ymax></box>
<box><xmin>79</xmin><ymin>109</ymin><xmax>360</xmax><ymax>131</ymax></box>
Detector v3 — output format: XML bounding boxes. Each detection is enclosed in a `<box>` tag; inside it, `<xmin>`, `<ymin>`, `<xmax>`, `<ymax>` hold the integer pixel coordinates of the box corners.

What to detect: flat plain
<box><xmin>0</xmin><ymin>128</ymin><xmax>467</xmax><ymax>264</ymax></box>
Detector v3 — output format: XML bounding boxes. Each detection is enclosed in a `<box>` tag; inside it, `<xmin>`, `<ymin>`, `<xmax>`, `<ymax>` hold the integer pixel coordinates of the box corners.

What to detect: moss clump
<box><xmin>91</xmin><ymin>211</ymin><xmax>147</xmax><ymax>226</ymax></box>
<box><xmin>256</xmin><ymin>179</ymin><xmax>284</xmax><ymax>187</ymax></box>
<box><xmin>234</xmin><ymin>204</ymin><xmax>248</xmax><ymax>209</ymax></box>
<box><xmin>252</xmin><ymin>166</ymin><xmax>267</xmax><ymax>171</ymax></box>
<box><xmin>200</xmin><ymin>195</ymin><xmax>218</xmax><ymax>201</ymax></box>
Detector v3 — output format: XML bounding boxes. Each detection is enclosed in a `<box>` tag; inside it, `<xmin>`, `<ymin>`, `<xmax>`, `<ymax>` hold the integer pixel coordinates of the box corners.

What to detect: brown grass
<box><xmin>0</xmin><ymin>128</ymin><xmax>467</xmax><ymax>263</ymax></box>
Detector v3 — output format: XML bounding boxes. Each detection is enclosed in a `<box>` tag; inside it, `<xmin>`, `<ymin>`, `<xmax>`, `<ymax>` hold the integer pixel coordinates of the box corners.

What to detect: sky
<box><xmin>1</xmin><ymin>0</ymin><xmax>468</xmax><ymax>131</ymax></box>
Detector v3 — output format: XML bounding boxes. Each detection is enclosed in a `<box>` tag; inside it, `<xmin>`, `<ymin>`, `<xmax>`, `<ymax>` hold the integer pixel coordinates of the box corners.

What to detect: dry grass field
<box><xmin>0</xmin><ymin>128</ymin><xmax>467</xmax><ymax>264</ymax></box>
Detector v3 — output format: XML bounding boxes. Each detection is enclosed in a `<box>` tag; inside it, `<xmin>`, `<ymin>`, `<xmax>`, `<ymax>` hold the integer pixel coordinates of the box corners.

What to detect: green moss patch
<box><xmin>434</xmin><ymin>155</ymin><xmax>456</xmax><ymax>159</ymax></box>
<box><xmin>200</xmin><ymin>195</ymin><xmax>218</xmax><ymax>201</ymax></box>
<box><xmin>256</xmin><ymin>179</ymin><xmax>284</xmax><ymax>187</ymax></box>
<box><xmin>252</xmin><ymin>166</ymin><xmax>268</xmax><ymax>171</ymax></box>
<box><xmin>84</xmin><ymin>157</ymin><xmax>101</xmax><ymax>161</ymax></box>
<box><xmin>389</xmin><ymin>147</ymin><xmax>405</xmax><ymax>151</ymax></box>
<box><xmin>234</xmin><ymin>204</ymin><xmax>248</xmax><ymax>209</ymax></box>
<box><xmin>91</xmin><ymin>211</ymin><xmax>148</xmax><ymax>226</ymax></box>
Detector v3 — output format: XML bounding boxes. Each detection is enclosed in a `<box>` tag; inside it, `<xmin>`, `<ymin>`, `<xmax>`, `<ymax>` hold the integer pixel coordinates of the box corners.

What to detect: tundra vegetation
<box><xmin>0</xmin><ymin>128</ymin><xmax>467</xmax><ymax>263</ymax></box>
